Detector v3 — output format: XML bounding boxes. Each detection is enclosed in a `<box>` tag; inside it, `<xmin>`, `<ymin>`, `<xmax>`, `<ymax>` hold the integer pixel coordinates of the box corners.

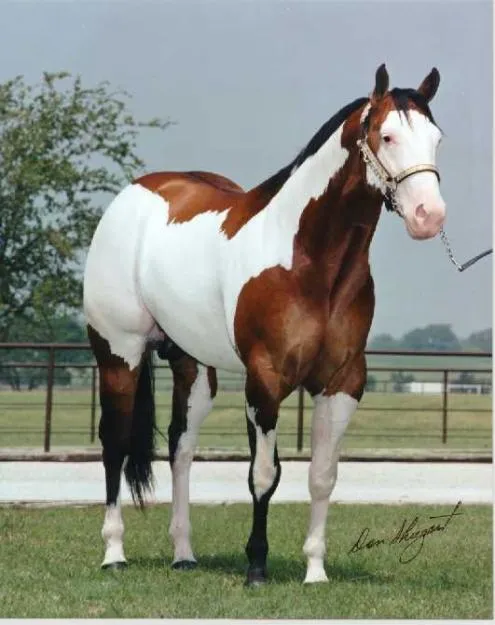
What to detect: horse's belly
<box><xmin>137</xmin><ymin>189</ymin><xmax>245</xmax><ymax>372</ymax></box>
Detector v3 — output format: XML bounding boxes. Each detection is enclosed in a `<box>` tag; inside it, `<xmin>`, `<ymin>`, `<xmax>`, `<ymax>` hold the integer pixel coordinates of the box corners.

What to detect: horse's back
<box><xmin>134</xmin><ymin>171</ymin><xmax>244</xmax><ymax>224</ymax></box>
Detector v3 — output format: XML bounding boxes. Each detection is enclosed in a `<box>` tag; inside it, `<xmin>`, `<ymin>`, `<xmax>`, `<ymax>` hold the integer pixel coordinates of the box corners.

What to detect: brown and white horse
<box><xmin>83</xmin><ymin>65</ymin><xmax>445</xmax><ymax>585</ymax></box>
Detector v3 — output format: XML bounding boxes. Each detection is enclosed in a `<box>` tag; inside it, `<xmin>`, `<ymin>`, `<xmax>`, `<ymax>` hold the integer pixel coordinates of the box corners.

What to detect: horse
<box><xmin>83</xmin><ymin>64</ymin><xmax>446</xmax><ymax>586</ymax></box>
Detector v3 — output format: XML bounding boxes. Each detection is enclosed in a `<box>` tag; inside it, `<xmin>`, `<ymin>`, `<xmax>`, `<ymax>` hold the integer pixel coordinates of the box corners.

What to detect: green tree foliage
<box><xmin>390</xmin><ymin>371</ymin><xmax>415</xmax><ymax>393</ymax></box>
<box><xmin>365</xmin><ymin>373</ymin><xmax>377</xmax><ymax>392</ymax></box>
<box><xmin>367</xmin><ymin>333</ymin><xmax>400</xmax><ymax>351</ymax></box>
<box><xmin>0</xmin><ymin>313</ymin><xmax>89</xmax><ymax>389</ymax></box>
<box><xmin>0</xmin><ymin>72</ymin><xmax>172</xmax><ymax>339</ymax></box>
<box><xmin>400</xmin><ymin>324</ymin><xmax>461</xmax><ymax>352</ymax></box>
<box><xmin>461</xmin><ymin>328</ymin><xmax>492</xmax><ymax>353</ymax></box>
<box><xmin>455</xmin><ymin>371</ymin><xmax>476</xmax><ymax>385</ymax></box>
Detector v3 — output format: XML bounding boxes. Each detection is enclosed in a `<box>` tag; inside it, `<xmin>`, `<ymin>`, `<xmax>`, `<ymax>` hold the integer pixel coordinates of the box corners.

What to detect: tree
<box><xmin>390</xmin><ymin>371</ymin><xmax>415</xmax><ymax>393</ymax></box>
<box><xmin>455</xmin><ymin>371</ymin><xmax>476</xmax><ymax>385</ymax></box>
<box><xmin>365</xmin><ymin>373</ymin><xmax>377</xmax><ymax>392</ymax></box>
<box><xmin>0</xmin><ymin>72</ymin><xmax>172</xmax><ymax>340</ymax></box>
<box><xmin>0</xmin><ymin>313</ymin><xmax>88</xmax><ymax>389</ymax></box>
<box><xmin>461</xmin><ymin>328</ymin><xmax>492</xmax><ymax>353</ymax></box>
<box><xmin>400</xmin><ymin>324</ymin><xmax>461</xmax><ymax>352</ymax></box>
<box><xmin>367</xmin><ymin>333</ymin><xmax>400</xmax><ymax>351</ymax></box>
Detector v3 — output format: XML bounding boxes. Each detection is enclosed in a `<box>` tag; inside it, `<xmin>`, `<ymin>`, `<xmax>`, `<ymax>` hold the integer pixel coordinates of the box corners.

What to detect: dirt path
<box><xmin>0</xmin><ymin>460</ymin><xmax>491</xmax><ymax>505</ymax></box>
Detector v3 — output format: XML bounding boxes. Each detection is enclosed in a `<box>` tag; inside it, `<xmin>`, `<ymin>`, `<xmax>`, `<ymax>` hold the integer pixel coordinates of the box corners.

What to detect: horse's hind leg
<box><xmin>88</xmin><ymin>325</ymin><xmax>148</xmax><ymax>569</ymax></box>
<box><xmin>167</xmin><ymin>354</ymin><xmax>216</xmax><ymax>568</ymax></box>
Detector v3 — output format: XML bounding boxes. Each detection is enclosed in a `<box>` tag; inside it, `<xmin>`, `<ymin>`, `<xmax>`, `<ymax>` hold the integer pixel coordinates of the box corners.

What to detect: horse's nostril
<box><xmin>415</xmin><ymin>203</ymin><xmax>427</xmax><ymax>220</ymax></box>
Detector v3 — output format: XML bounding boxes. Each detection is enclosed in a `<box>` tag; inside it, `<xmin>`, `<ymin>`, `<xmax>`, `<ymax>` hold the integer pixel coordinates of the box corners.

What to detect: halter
<box><xmin>357</xmin><ymin>131</ymin><xmax>492</xmax><ymax>272</ymax></box>
<box><xmin>356</xmin><ymin>135</ymin><xmax>440</xmax><ymax>216</ymax></box>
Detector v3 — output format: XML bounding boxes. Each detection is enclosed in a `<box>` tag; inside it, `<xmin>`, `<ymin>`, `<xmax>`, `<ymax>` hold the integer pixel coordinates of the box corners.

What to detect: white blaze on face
<box><xmin>376</xmin><ymin>109</ymin><xmax>446</xmax><ymax>239</ymax></box>
<box><xmin>246</xmin><ymin>405</ymin><xmax>278</xmax><ymax>500</ymax></box>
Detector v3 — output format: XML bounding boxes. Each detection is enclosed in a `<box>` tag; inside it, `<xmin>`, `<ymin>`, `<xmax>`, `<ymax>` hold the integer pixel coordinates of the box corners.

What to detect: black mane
<box><xmin>258</xmin><ymin>97</ymin><xmax>368</xmax><ymax>193</ymax></box>
<box><xmin>257</xmin><ymin>88</ymin><xmax>438</xmax><ymax>195</ymax></box>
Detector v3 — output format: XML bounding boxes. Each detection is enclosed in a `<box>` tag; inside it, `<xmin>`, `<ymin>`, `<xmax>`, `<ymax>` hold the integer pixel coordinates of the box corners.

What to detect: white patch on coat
<box><xmin>101</xmin><ymin>502</ymin><xmax>126</xmax><ymax>567</ymax></box>
<box><xmin>84</xmin><ymin>122</ymin><xmax>350</xmax><ymax>371</ymax></box>
<box><xmin>169</xmin><ymin>365</ymin><xmax>213</xmax><ymax>564</ymax></box>
<box><xmin>303</xmin><ymin>392</ymin><xmax>357</xmax><ymax>584</ymax></box>
<box><xmin>83</xmin><ymin>184</ymin><xmax>155</xmax><ymax>369</ymax></box>
<box><xmin>246</xmin><ymin>405</ymin><xmax>278</xmax><ymax>500</ymax></box>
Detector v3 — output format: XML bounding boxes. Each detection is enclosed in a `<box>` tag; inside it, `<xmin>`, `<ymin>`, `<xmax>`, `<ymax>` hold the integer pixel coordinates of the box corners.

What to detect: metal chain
<box><xmin>439</xmin><ymin>228</ymin><xmax>463</xmax><ymax>271</ymax></box>
<box><xmin>440</xmin><ymin>228</ymin><xmax>493</xmax><ymax>272</ymax></box>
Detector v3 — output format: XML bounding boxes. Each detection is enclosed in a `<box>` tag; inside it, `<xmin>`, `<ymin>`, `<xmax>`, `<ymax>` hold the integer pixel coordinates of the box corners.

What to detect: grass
<box><xmin>0</xmin><ymin>386</ymin><xmax>491</xmax><ymax>453</ymax></box>
<box><xmin>0</xmin><ymin>502</ymin><xmax>491</xmax><ymax>618</ymax></box>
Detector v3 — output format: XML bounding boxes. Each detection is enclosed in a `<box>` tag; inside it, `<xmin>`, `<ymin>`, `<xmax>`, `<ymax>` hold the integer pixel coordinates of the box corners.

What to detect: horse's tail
<box><xmin>124</xmin><ymin>354</ymin><xmax>156</xmax><ymax>508</ymax></box>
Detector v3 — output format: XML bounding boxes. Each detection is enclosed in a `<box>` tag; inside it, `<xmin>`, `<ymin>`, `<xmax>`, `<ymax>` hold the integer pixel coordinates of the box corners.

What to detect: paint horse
<box><xmin>84</xmin><ymin>65</ymin><xmax>446</xmax><ymax>585</ymax></box>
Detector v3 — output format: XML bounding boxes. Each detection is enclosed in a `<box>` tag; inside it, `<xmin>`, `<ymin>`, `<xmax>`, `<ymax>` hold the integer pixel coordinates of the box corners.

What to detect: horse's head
<box><xmin>359</xmin><ymin>64</ymin><xmax>445</xmax><ymax>240</ymax></box>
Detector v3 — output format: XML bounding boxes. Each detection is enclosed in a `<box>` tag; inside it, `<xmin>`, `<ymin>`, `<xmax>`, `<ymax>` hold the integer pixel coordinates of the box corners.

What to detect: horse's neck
<box><xmin>247</xmin><ymin>121</ymin><xmax>381</xmax><ymax>285</ymax></box>
<box><xmin>294</xmin><ymin>168</ymin><xmax>382</xmax><ymax>296</ymax></box>
<box><xmin>256</xmin><ymin>124</ymin><xmax>350</xmax><ymax>236</ymax></box>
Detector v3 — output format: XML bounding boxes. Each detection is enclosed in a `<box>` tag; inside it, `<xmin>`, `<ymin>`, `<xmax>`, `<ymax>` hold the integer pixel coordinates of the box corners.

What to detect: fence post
<box><xmin>90</xmin><ymin>365</ymin><xmax>97</xmax><ymax>443</ymax></box>
<box><xmin>442</xmin><ymin>370</ymin><xmax>448</xmax><ymax>444</ymax></box>
<box><xmin>297</xmin><ymin>386</ymin><xmax>304</xmax><ymax>451</ymax></box>
<box><xmin>44</xmin><ymin>346</ymin><xmax>55</xmax><ymax>452</ymax></box>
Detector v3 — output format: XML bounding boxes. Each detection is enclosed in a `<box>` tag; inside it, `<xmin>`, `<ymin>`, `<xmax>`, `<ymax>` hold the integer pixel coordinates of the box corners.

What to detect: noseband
<box><xmin>356</xmin><ymin>136</ymin><xmax>440</xmax><ymax>216</ymax></box>
<box><xmin>357</xmin><ymin>128</ymin><xmax>492</xmax><ymax>272</ymax></box>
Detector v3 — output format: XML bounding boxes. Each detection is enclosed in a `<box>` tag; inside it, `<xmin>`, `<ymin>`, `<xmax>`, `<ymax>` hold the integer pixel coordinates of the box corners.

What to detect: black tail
<box><xmin>124</xmin><ymin>354</ymin><xmax>156</xmax><ymax>508</ymax></box>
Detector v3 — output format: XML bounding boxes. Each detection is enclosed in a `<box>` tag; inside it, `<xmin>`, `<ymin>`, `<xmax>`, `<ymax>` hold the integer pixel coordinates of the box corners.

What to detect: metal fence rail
<box><xmin>0</xmin><ymin>343</ymin><xmax>492</xmax><ymax>452</ymax></box>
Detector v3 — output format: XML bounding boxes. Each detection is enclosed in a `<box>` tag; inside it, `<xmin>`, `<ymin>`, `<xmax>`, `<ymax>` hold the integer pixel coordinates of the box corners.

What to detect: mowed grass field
<box><xmin>0</xmin><ymin>502</ymin><xmax>491</xmax><ymax>619</ymax></box>
<box><xmin>0</xmin><ymin>386</ymin><xmax>491</xmax><ymax>452</ymax></box>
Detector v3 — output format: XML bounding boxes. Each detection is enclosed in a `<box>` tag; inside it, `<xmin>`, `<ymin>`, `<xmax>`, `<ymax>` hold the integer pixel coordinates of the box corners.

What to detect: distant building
<box><xmin>405</xmin><ymin>381</ymin><xmax>492</xmax><ymax>395</ymax></box>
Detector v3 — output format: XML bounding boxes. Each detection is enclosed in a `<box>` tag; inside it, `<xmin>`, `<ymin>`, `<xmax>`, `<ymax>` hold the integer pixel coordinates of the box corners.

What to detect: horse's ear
<box><xmin>417</xmin><ymin>68</ymin><xmax>440</xmax><ymax>102</ymax></box>
<box><xmin>372</xmin><ymin>63</ymin><xmax>389</xmax><ymax>101</ymax></box>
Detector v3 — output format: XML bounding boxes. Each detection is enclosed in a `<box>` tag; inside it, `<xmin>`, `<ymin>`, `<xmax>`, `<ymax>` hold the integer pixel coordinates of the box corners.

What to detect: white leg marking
<box><xmin>101</xmin><ymin>501</ymin><xmax>126</xmax><ymax>567</ymax></box>
<box><xmin>246</xmin><ymin>405</ymin><xmax>277</xmax><ymax>501</ymax></box>
<box><xmin>303</xmin><ymin>392</ymin><xmax>357</xmax><ymax>584</ymax></box>
<box><xmin>169</xmin><ymin>365</ymin><xmax>213</xmax><ymax>564</ymax></box>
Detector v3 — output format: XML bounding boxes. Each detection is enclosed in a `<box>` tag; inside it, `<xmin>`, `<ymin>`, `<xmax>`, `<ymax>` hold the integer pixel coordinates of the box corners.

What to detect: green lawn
<box><xmin>0</xmin><ymin>502</ymin><xmax>491</xmax><ymax>619</ymax></box>
<box><xmin>0</xmin><ymin>387</ymin><xmax>491</xmax><ymax>452</ymax></box>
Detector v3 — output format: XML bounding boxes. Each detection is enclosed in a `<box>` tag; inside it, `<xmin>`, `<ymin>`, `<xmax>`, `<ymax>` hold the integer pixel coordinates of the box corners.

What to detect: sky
<box><xmin>1</xmin><ymin>0</ymin><xmax>492</xmax><ymax>339</ymax></box>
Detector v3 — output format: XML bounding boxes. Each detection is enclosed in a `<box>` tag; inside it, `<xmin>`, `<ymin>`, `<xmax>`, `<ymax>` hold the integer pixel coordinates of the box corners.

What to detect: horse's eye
<box><xmin>383</xmin><ymin>135</ymin><xmax>392</xmax><ymax>144</ymax></box>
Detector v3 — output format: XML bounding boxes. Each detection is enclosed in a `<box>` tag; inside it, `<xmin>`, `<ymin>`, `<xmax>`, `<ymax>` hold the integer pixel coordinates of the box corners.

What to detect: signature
<box><xmin>348</xmin><ymin>501</ymin><xmax>463</xmax><ymax>564</ymax></box>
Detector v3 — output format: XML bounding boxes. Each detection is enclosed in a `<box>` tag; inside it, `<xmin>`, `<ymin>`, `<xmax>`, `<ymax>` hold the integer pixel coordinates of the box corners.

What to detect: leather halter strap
<box><xmin>357</xmin><ymin>137</ymin><xmax>440</xmax><ymax>191</ymax></box>
<box><xmin>394</xmin><ymin>163</ymin><xmax>440</xmax><ymax>185</ymax></box>
<box><xmin>357</xmin><ymin>136</ymin><xmax>440</xmax><ymax>216</ymax></box>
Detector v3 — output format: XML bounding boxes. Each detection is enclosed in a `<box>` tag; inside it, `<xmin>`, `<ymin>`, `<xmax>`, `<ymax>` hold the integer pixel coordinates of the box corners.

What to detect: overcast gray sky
<box><xmin>2</xmin><ymin>0</ymin><xmax>492</xmax><ymax>339</ymax></box>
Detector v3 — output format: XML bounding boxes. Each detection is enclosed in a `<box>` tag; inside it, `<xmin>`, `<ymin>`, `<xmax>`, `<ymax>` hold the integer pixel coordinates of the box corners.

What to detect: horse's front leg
<box><xmin>302</xmin><ymin>355</ymin><xmax>365</xmax><ymax>583</ymax></box>
<box><xmin>244</xmin><ymin>366</ymin><xmax>285</xmax><ymax>586</ymax></box>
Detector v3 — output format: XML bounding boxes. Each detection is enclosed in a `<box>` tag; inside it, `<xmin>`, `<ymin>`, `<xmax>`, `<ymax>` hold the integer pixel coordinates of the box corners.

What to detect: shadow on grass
<box><xmin>128</xmin><ymin>552</ymin><xmax>390</xmax><ymax>586</ymax></box>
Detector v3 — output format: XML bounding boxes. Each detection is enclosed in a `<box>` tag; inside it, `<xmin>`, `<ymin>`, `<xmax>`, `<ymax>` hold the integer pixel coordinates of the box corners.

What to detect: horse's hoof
<box><xmin>172</xmin><ymin>560</ymin><xmax>197</xmax><ymax>570</ymax></box>
<box><xmin>245</xmin><ymin>567</ymin><xmax>268</xmax><ymax>587</ymax></box>
<box><xmin>101</xmin><ymin>561</ymin><xmax>127</xmax><ymax>571</ymax></box>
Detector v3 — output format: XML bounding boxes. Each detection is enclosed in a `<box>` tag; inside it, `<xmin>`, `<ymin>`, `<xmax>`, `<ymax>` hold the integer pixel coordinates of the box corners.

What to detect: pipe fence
<box><xmin>0</xmin><ymin>343</ymin><xmax>492</xmax><ymax>453</ymax></box>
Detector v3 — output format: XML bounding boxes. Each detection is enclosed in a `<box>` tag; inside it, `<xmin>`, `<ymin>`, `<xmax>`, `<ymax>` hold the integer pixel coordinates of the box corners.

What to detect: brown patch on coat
<box><xmin>135</xmin><ymin>169</ymin><xmax>281</xmax><ymax>240</ymax></box>
<box><xmin>135</xmin><ymin>170</ymin><xmax>244</xmax><ymax>226</ymax></box>
<box><xmin>87</xmin><ymin>324</ymin><xmax>141</xmax><ymax>429</ymax></box>
<box><xmin>234</xmin><ymin>265</ymin><xmax>327</xmax><ymax>396</ymax></box>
